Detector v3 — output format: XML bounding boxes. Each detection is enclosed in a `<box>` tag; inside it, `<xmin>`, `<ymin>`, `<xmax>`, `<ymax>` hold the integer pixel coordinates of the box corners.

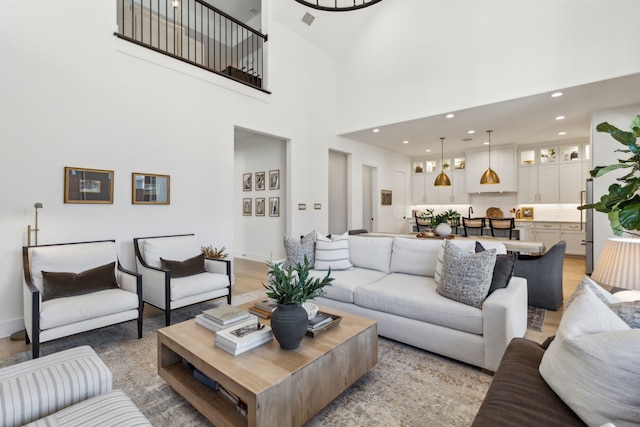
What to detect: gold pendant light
<box><xmin>434</xmin><ymin>137</ymin><xmax>451</xmax><ymax>186</ymax></box>
<box><xmin>480</xmin><ymin>130</ymin><xmax>500</xmax><ymax>184</ymax></box>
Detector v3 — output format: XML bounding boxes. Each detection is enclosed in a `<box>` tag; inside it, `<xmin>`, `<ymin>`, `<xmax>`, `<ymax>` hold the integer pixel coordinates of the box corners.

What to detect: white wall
<box><xmin>234</xmin><ymin>133</ymin><xmax>286</xmax><ymax>262</ymax></box>
<box><xmin>590</xmin><ymin>104</ymin><xmax>640</xmax><ymax>265</ymax></box>
<box><xmin>335</xmin><ymin>0</ymin><xmax>640</xmax><ymax>134</ymax></box>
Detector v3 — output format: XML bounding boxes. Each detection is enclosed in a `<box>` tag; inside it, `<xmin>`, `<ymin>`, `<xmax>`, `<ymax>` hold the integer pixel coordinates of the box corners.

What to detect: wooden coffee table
<box><xmin>157</xmin><ymin>304</ymin><xmax>378</xmax><ymax>427</ymax></box>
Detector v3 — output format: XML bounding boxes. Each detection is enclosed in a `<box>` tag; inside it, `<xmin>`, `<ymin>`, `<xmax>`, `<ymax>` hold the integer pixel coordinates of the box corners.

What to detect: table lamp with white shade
<box><xmin>591</xmin><ymin>237</ymin><xmax>640</xmax><ymax>301</ymax></box>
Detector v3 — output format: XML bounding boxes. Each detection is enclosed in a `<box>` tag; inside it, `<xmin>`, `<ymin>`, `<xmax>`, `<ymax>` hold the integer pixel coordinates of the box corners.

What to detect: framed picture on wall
<box><xmin>243</xmin><ymin>198</ymin><xmax>252</xmax><ymax>216</ymax></box>
<box><xmin>269</xmin><ymin>169</ymin><xmax>280</xmax><ymax>190</ymax></box>
<box><xmin>132</xmin><ymin>172</ymin><xmax>170</xmax><ymax>204</ymax></box>
<box><xmin>255</xmin><ymin>197</ymin><xmax>265</xmax><ymax>216</ymax></box>
<box><xmin>381</xmin><ymin>189</ymin><xmax>392</xmax><ymax>206</ymax></box>
<box><xmin>269</xmin><ymin>197</ymin><xmax>280</xmax><ymax>217</ymax></box>
<box><xmin>255</xmin><ymin>171</ymin><xmax>265</xmax><ymax>191</ymax></box>
<box><xmin>522</xmin><ymin>206</ymin><xmax>534</xmax><ymax>220</ymax></box>
<box><xmin>64</xmin><ymin>167</ymin><xmax>114</xmax><ymax>204</ymax></box>
<box><xmin>242</xmin><ymin>173</ymin><xmax>252</xmax><ymax>192</ymax></box>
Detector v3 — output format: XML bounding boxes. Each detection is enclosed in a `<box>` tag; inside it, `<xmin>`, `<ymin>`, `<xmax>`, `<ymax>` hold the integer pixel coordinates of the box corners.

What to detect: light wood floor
<box><xmin>0</xmin><ymin>256</ymin><xmax>586</xmax><ymax>358</ymax></box>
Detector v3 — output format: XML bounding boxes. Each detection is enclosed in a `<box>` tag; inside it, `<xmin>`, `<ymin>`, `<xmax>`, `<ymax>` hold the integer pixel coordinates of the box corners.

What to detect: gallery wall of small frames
<box><xmin>242</xmin><ymin>170</ymin><xmax>280</xmax><ymax>217</ymax></box>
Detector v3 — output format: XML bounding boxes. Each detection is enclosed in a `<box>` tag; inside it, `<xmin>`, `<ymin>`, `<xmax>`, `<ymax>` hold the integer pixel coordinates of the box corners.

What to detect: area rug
<box><xmin>0</xmin><ymin>301</ymin><xmax>491</xmax><ymax>427</ymax></box>
<box><xmin>527</xmin><ymin>305</ymin><xmax>547</xmax><ymax>332</ymax></box>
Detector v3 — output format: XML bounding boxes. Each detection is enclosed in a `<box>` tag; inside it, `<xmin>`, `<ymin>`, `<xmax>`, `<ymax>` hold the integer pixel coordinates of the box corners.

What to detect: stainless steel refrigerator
<box><xmin>581</xmin><ymin>178</ymin><xmax>594</xmax><ymax>274</ymax></box>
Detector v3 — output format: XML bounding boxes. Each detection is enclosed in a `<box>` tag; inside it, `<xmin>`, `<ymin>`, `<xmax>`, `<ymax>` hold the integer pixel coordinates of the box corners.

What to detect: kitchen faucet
<box><xmin>468</xmin><ymin>206</ymin><xmax>474</xmax><ymax>218</ymax></box>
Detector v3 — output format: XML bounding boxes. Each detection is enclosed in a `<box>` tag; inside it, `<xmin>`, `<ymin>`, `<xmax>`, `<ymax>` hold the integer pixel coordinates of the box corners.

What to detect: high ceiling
<box><xmin>227</xmin><ymin>0</ymin><xmax>640</xmax><ymax>158</ymax></box>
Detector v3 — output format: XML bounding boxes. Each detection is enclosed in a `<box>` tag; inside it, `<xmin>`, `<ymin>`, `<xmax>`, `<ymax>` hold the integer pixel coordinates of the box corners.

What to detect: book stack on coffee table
<box><xmin>195</xmin><ymin>305</ymin><xmax>256</xmax><ymax>332</ymax></box>
<box><xmin>214</xmin><ymin>320</ymin><xmax>273</xmax><ymax>356</ymax></box>
<box><xmin>248</xmin><ymin>298</ymin><xmax>277</xmax><ymax>319</ymax></box>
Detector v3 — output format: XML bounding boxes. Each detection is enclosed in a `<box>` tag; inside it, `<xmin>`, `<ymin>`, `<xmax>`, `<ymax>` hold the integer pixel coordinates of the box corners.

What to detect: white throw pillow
<box><xmin>348</xmin><ymin>235</ymin><xmax>393</xmax><ymax>273</ymax></box>
<box><xmin>539</xmin><ymin>284</ymin><xmax>640</xmax><ymax>427</ymax></box>
<box><xmin>314</xmin><ymin>232</ymin><xmax>353</xmax><ymax>271</ymax></box>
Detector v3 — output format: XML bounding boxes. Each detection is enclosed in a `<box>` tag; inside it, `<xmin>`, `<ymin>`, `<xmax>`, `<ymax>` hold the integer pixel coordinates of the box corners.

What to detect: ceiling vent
<box><xmin>462</xmin><ymin>137</ymin><xmax>473</xmax><ymax>142</ymax></box>
<box><xmin>302</xmin><ymin>12</ymin><xmax>315</xmax><ymax>26</ymax></box>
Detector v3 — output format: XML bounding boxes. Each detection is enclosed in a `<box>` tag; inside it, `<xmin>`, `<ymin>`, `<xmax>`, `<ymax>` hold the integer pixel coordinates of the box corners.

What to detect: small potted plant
<box><xmin>433</xmin><ymin>213</ymin><xmax>452</xmax><ymax>236</ymax></box>
<box><xmin>264</xmin><ymin>257</ymin><xmax>333</xmax><ymax>349</ymax></box>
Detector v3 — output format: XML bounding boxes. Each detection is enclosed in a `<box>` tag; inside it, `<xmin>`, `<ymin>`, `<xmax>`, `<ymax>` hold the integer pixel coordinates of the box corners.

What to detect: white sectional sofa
<box><xmin>310</xmin><ymin>235</ymin><xmax>528</xmax><ymax>372</ymax></box>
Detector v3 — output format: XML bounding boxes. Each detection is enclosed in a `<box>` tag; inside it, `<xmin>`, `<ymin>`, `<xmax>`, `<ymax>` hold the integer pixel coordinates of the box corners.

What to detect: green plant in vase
<box><xmin>579</xmin><ymin>115</ymin><xmax>640</xmax><ymax>236</ymax></box>
<box><xmin>263</xmin><ymin>257</ymin><xmax>333</xmax><ymax>349</ymax></box>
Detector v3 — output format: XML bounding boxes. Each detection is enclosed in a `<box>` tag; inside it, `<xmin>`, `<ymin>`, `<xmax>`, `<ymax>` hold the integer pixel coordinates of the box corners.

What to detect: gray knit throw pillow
<box><xmin>283</xmin><ymin>231</ymin><xmax>315</xmax><ymax>269</ymax></box>
<box><xmin>436</xmin><ymin>240</ymin><xmax>496</xmax><ymax>307</ymax></box>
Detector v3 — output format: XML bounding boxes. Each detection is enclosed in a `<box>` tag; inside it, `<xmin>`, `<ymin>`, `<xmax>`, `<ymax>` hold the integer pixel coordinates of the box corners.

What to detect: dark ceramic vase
<box><xmin>271</xmin><ymin>303</ymin><xmax>308</xmax><ymax>350</ymax></box>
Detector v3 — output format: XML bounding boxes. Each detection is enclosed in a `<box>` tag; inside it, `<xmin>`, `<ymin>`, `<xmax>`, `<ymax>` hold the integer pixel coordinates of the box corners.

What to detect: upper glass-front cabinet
<box><xmin>454</xmin><ymin>157</ymin><xmax>466</xmax><ymax>170</ymax></box>
<box><xmin>539</xmin><ymin>147</ymin><xmax>557</xmax><ymax>163</ymax></box>
<box><xmin>560</xmin><ymin>144</ymin><xmax>580</xmax><ymax>162</ymax></box>
<box><xmin>413</xmin><ymin>161</ymin><xmax>424</xmax><ymax>173</ymax></box>
<box><xmin>520</xmin><ymin>149</ymin><xmax>535</xmax><ymax>166</ymax></box>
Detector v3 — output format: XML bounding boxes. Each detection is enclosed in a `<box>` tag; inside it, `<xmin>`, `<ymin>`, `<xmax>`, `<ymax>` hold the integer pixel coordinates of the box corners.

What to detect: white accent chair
<box><xmin>133</xmin><ymin>234</ymin><xmax>231</xmax><ymax>326</ymax></box>
<box><xmin>22</xmin><ymin>240</ymin><xmax>143</xmax><ymax>359</ymax></box>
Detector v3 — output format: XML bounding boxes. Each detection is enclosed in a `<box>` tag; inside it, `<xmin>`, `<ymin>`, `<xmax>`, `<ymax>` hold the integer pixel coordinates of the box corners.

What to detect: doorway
<box><xmin>362</xmin><ymin>165</ymin><xmax>376</xmax><ymax>232</ymax></box>
<box><xmin>328</xmin><ymin>150</ymin><xmax>348</xmax><ymax>234</ymax></box>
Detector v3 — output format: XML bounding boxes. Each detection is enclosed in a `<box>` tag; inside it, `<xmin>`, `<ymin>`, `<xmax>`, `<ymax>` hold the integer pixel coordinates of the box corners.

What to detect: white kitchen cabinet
<box><xmin>560</xmin><ymin>222</ymin><xmax>586</xmax><ymax>256</ymax></box>
<box><xmin>465</xmin><ymin>146</ymin><xmax>516</xmax><ymax>193</ymax></box>
<box><xmin>558</xmin><ymin>162</ymin><xmax>583</xmax><ymax>203</ymax></box>
<box><xmin>517</xmin><ymin>163</ymin><xmax>558</xmax><ymax>203</ymax></box>
<box><xmin>412</xmin><ymin>169</ymin><xmax>468</xmax><ymax>204</ymax></box>
<box><xmin>531</xmin><ymin>222</ymin><xmax>561</xmax><ymax>250</ymax></box>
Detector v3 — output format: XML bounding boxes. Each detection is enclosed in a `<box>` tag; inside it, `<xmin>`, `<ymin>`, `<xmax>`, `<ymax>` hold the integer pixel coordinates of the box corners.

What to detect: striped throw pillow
<box><xmin>314</xmin><ymin>232</ymin><xmax>353</xmax><ymax>271</ymax></box>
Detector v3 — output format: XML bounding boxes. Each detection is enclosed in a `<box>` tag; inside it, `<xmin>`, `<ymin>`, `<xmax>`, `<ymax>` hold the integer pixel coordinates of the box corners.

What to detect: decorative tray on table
<box><xmin>306</xmin><ymin>312</ymin><xmax>342</xmax><ymax>338</ymax></box>
<box><xmin>416</xmin><ymin>233</ymin><xmax>455</xmax><ymax>239</ymax></box>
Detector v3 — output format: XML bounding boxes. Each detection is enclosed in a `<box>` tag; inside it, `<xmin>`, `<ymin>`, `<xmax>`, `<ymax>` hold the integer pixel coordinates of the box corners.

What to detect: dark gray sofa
<box><xmin>513</xmin><ymin>241</ymin><xmax>566</xmax><ymax>310</ymax></box>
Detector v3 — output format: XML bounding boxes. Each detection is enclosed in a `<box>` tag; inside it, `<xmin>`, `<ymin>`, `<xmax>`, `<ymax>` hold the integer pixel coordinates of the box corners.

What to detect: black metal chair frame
<box><xmin>489</xmin><ymin>218</ymin><xmax>516</xmax><ymax>240</ymax></box>
<box><xmin>462</xmin><ymin>217</ymin><xmax>486</xmax><ymax>237</ymax></box>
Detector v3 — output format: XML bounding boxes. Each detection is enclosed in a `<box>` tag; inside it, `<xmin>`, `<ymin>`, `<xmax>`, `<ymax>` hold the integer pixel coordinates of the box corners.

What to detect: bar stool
<box><xmin>489</xmin><ymin>217</ymin><xmax>516</xmax><ymax>239</ymax></box>
<box><xmin>462</xmin><ymin>217</ymin><xmax>485</xmax><ymax>237</ymax></box>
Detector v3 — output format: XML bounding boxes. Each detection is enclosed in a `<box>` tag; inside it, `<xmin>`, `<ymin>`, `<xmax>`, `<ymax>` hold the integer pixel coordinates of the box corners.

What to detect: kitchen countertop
<box><xmin>365</xmin><ymin>232</ymin><xmax>545</xmax><ymax>254</ymax></box>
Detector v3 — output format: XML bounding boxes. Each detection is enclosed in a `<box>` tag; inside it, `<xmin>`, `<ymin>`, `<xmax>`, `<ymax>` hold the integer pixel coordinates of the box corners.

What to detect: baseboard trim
<box><xmin>0</xmin><ymin>318</ymin><xmax>26</xmax><ymax>339</ymax></box>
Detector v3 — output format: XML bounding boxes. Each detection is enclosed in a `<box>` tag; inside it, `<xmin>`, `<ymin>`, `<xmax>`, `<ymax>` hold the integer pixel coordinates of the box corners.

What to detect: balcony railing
<box><xmin>115</xmin><ymin>0</ymin><xmax>268</xmax><ymax>92</ymax></box>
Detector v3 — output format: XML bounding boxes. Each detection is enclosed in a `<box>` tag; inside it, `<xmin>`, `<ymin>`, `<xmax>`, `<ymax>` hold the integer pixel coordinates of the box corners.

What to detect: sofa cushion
<box><xmin>436</xmin><ymin>241</ymin><xmax>497</xmax><ymax>308</ymax></box>
<box><xmin>42</xmin><ymin>262</ymin><xmax>118</xmax><ymax>301</ymax></box>
<box><xmin>389</xmin><ymin>237</ymin><xmax>442</xmax><ymax>276</ymax></box>
<box><xmin>354</xmin><ymin>273</ymin><xmax>484</xmax><ymax>334</ymax></box>
<box><xmin>314</xmin><ymin>232</ymin><xmax>353</xmax><ymax>270</ymax></box>
<box><xmin>309</xmin><ymin>268</ymin><xmax>387</xmax><ymax>303</ymax></box>
<box><xmin>283</xmin><ymin>231</ymin><xmax>315</xmax><ymax>269</ymax></box>
<box><xmin>170</xmin><ymin>272</ymin><xmax>230</xmax><ymax>301</ymax></box>
<box><xmin>142</xmin><ymin>235</ymin><xmax>201</xmax><ymax>269</ymax></box>
<box><xmin>539</xmin><ymin>283</ymin><xmax>640</xmax><ymax>427</ymax></box>
<box><xmin>160</xmin><ymin>253</ymin><xmax>206</xmax><ymax>278</ymax></box>
<box><xmin>348</xmin><ymin>235</ymin><xmax>393</xmax><ymax>273</ymax></box>
<box><xmin>39</xmin><ymin>289</ymin><xmax>139</xmax><ymax>330</ymax></box>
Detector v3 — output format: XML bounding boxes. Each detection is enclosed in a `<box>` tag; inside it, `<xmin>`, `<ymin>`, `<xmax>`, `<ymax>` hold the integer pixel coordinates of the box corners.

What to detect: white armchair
<box><xmin>22</xmin><ymin>240</ymin><xmax>143</xmax><ymax>359</ymax></box>
<box><xmin>133</xmin><ymin>234</ymin><xmax>231</xmax><ymax>326</ymax></box>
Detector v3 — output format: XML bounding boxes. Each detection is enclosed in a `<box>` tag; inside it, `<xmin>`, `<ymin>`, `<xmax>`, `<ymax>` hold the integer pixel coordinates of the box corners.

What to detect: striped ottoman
<box><xmin>0</xmin><ymin>346</ymin><xmax>112</xmax><ymax>427</ymax></box>
<box><xmin>24</xmin><ymin>389</ymin><xmax>152</xmax><ymax>427</ymax></box>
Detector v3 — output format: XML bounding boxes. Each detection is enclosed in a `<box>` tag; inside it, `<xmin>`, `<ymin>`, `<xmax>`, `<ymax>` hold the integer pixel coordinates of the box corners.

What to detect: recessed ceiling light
<box><xmin>555</xmin><ymin>115</ymin><xmax>565</xmax><ymax>120</ymax></box>
<box><xmin>558</xmin><ymin>131</ymin><xmax>567</xmax><ymax>136</ymax></box>
<box><xmin>403</xmin><ymin>140</ymin><xmax>409</xmax><ymax>144</ymax></box>
<box><xmin>483</xmin><ymin>141</ymin><xmax>490</xmax><ymax>145</ymax></box>
<box><xmin>445</xmin><ymin>114</ymin><xmax>454</xmax><ymax>119</ymax></box>
<box><xmin>468</xmin><ymin>130</ymin><xmax>475</xmax><ymax>134</ymax></box>
<box><xmin>426</xmin><ymin>149</ymin><xmax>431</xmax><ymax>152</ymax></box>
<box><xmin>551</xmin><ymin>92</ymin><xmax>563</xmax><ymax>98</ymax></box>
<box><xmin>372</xmin><ymin>128</ymin><xmax>380</xmax><ymax>133</ymax></box>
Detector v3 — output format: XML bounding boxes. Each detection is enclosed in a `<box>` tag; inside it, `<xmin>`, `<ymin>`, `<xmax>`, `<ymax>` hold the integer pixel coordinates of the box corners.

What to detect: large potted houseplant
<box><xmin>579</xmin><ymin>115</ymin><xmax>640</xmax><ymax>236</ymax></box>
<box><xmin>264</xmin><ymin>257</ymin><xmax>333</xmax><ymax>350</ymax></box>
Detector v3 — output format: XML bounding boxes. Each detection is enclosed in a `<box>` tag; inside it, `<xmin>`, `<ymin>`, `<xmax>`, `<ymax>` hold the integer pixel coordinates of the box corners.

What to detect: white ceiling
<box><xmin>229</xmin><ymin>1</ymin><xmax>640</xmax><ymax>158</ymax></box>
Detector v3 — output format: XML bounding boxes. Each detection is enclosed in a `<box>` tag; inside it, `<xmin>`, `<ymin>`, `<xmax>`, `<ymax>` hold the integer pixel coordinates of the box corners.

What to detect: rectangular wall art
<box><xmin>64</xmin><ymin>167</ymin><xmax>114</xmax><ymax>204</ymax></box>
<box><xmin>132</xmin><ymin>172</ymin><xmax>170</xmax><ymax>204</ymax></box>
